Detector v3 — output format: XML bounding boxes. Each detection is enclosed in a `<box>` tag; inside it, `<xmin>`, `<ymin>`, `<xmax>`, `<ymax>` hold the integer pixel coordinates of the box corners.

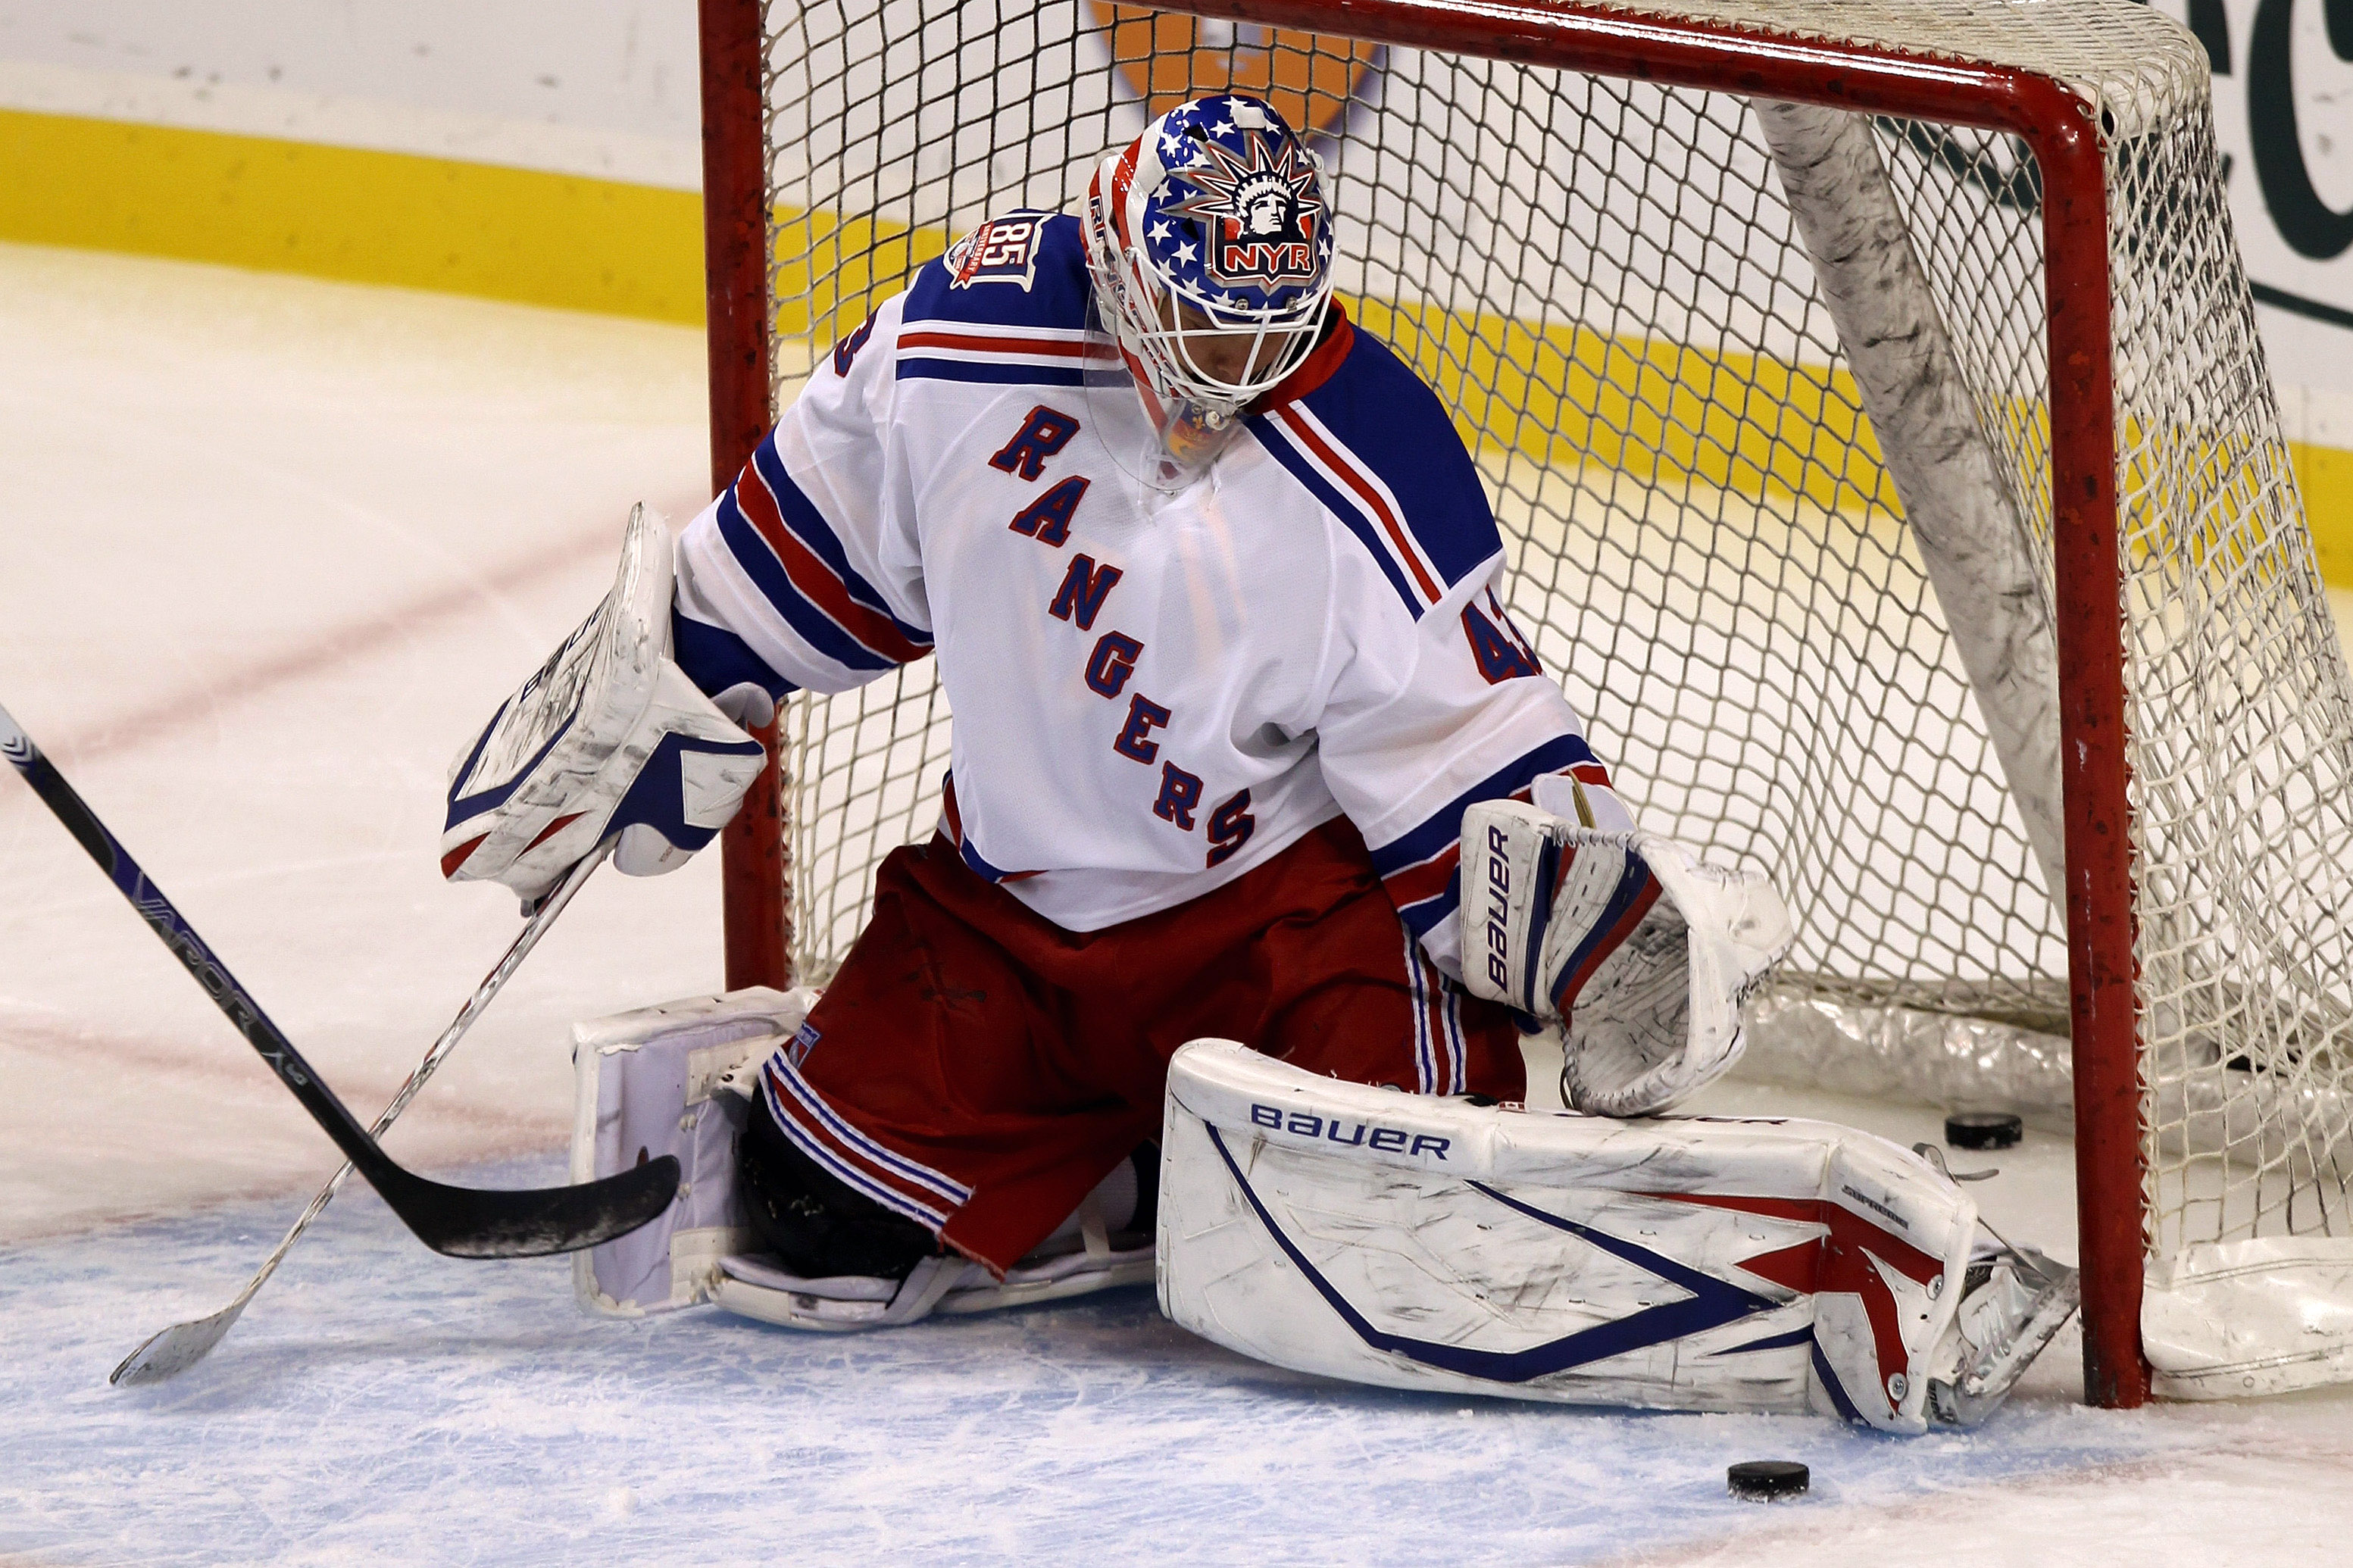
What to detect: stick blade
<box><xmin>111</xmin><ymin>1298</ymin><xmax>248</xmax><ymax>1386</ymax></box>
<box><xmin>107</xmin><ymin>1149</ymin><xmax>676</xmax><ymax>1385</ymax></box>
<box><xmin>389</xmin><ymin>1154</ymin><xmax>682</xmax><ymax>1260</ymax></box>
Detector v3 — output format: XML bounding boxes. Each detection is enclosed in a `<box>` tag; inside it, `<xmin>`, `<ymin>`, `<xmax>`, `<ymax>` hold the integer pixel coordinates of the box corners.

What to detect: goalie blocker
<box><xmin>1159</xmin><ymin>1040</ymin><xmax>2078</xmax><ymax>1432</ymax></box>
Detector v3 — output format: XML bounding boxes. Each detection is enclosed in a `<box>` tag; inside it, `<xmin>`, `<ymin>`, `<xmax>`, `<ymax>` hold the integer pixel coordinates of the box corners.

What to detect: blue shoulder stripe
<box><xmin>897</xmin><ymin>360</ymin><xmax>1087</xmax><ymax>388</ymax></box>
<box><xmin>1292</xmin><ymin>333</ymin><xmax>1501</xmax><ymax>592</ymax></box>
<box><xmin>672</xmin><ymin>608</ymin><xmax>797</xmax><ymax>704</ymax></box>
<box><xmin>749</xmin><ymin>442</ymin><xmax>933</xmax><ymax>648</ymax></box>
<box><xmin>1370</xmin><ymin>733</ymin><xmax>1605</xmax><ymax>879</ymax></box>
<box><xmin>1248</xmin><ymin>415</ymin><xmax>1426</xmax><ymax>617</ymax></box>
<box><xmin>714</xmin><ymin>492</ymin><xmax>897</xmax><ymax>674</ymax></box>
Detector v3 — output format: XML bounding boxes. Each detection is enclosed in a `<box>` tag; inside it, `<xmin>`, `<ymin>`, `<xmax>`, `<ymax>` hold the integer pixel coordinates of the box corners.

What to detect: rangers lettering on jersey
<box><xmin>1085</xmin><ymin>633</ymin><xmax>1142</xmax><ymax>699</ymax></box>
<box><xmin>1011</xmin><ymin>478</ymin><xmax>1088</xmax><ymax>546</ymax></box>
<box><xmin>1155</xmin><ymin>764</ymin><xmax>1204</xmax><ymax>829</ymax></box>
<box><xmin>1207</xmin><ymin>791</ymin><xmax>1255</xmax><ymax>867</ymax></box>
<box><xmin>1114</xmin><ymin>695</ymin><xmax>1169</xmax><ymax>764</ymax></box>
<box><xmin>1048</xmin><ymin>556</ymin><xmax>1123</xmax><ymax>630</ymax></box>
<box><xmin>669</xmin><ymin>212</ymin><xmax>1628</xmax><ymax>975</ymax></box>
<box><xmin>989</xmin><ymin>405</ymin><xmax>1081</xmax><ymax>479</ymax></box>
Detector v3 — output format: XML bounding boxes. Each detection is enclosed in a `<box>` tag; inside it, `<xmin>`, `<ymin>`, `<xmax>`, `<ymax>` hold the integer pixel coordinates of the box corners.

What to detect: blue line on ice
<box><xmin>5</xmin><ymin>1155</ymin><xmax>2180</xmax><ymax>1567</ymax></box>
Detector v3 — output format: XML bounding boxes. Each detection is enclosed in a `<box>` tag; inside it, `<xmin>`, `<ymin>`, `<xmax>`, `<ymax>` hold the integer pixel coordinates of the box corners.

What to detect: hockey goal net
<box><xmin>698</xmin><ymin>0</ymin><xmax>2353</xmax><ymax>1407</ymax></box>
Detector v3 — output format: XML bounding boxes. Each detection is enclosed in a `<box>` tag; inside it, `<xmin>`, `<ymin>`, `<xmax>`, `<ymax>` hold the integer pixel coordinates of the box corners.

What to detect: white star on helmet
<box><xmin>1173</xmin><ymin>239</ymin><xmax>1198</xmax><ymax>264</ymax></box>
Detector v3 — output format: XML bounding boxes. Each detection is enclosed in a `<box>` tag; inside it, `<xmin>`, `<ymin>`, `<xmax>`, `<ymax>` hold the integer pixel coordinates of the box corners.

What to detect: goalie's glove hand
<box><xmin>439</xmin><ymin>504</ymin><xmax>769</xmax><ymax>906</ymax></box>
<box><xmin>1460</xmin><ymin>800</ymin><xmax>1793</xmax><ymax>1117</ymax></box>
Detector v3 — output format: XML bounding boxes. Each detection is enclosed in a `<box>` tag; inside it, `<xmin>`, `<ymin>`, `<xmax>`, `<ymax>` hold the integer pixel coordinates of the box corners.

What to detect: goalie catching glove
<box><xmin>1461</xmin><ymin>799</ymin><xmax>1793</xmax><ymax>1117</ymax></box>
<box><xmin>441</xmin><ymin>505</ymin><xmax>768</xmax><ymax>905</ymax></box>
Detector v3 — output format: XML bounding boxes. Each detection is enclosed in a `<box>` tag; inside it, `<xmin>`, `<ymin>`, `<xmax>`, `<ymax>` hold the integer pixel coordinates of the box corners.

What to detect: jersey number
<box><xmin>1463</xmin><ymin>593</ymin><xmax>1541</xmax><ymax>684</ymax></box>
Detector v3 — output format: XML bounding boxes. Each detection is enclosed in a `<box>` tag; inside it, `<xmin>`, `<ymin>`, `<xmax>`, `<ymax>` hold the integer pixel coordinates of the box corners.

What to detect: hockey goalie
<box><xmin>442</xmin><ymin>95</ymin><xmax>2076</xmax><ymax>1432</ymax></box>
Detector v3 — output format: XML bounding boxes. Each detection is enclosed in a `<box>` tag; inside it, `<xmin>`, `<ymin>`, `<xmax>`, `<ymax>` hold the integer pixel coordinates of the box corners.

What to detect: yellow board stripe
<box><xmin>1355</xmin><ymin>294</ymin><xmax>1905</xmax><ymax>517</ymax></box>
<box><xmin>8</xmin><ymin>104</ymin><xmax>2352</xmax><ymax>584</ymax></box>
<box><xmin>2294</xmin><ymin>441</ymin><xmax>2353</xmax><ymax>586</ymax></box>
<box><xmin>0</xmin><ymin>108</ymin><xmax>705</xmax><ymax>323</ymax></box>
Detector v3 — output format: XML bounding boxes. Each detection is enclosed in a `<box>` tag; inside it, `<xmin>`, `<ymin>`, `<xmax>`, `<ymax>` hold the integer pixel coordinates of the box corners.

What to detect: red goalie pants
<box><xmin>762</xmin><ymin>815</ymin><xmax>1525</xmax><ymax>1272</ymax></box>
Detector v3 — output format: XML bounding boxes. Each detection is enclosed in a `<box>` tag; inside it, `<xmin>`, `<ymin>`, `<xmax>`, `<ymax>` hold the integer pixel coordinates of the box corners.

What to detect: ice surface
<box><xmin>0</xmin><ymin>1156</ymin><xmax>2209</xmax><ymax>1567</ymax></box>
<box><xmin>6</xmin><ymin>242</ymin><xmax>2353</xmax><ymax>1565</ymax></box>
<box><xmin>0</xmin><ymin>240</ymin><xmax>722</xmax><ymax>1238</ymax></box>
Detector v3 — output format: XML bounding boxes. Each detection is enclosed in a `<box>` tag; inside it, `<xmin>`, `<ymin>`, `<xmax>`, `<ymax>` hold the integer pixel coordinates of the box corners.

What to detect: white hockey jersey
<box><xmin>673</xmin><ymin>213</ymin><xmax>1624</xmax><ymax>981</ymax></box>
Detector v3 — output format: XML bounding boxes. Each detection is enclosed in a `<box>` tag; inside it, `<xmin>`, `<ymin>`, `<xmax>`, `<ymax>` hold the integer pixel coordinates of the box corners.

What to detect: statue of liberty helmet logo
<box><xmin>1157</xmin><ymin>102</ymin><xmax>1330</xmax><ymax>299</ymax></box>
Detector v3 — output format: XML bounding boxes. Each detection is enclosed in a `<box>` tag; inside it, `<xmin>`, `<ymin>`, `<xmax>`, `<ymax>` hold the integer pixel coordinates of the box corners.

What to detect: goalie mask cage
<box><xmin>698</xmin><ymin>0</ymin><xmax>2353</xmax><ymax>1409</ymax></box>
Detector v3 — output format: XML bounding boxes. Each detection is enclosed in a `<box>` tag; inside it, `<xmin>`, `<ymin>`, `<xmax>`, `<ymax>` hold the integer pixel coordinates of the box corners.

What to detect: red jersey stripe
<box><xmin>898</xmin><ymin>330</ymin><xmax>1114</xmax><ymax>359</ymax></box>
<box><xmin>1274</xmin><ymin>406</ymin><xmax>1444</xmax><ymax>604</ymax></box>
<box><xmin>733</xmin><ymin>460</ymin><xmax>930</xmax><ymax>667</ymax></box>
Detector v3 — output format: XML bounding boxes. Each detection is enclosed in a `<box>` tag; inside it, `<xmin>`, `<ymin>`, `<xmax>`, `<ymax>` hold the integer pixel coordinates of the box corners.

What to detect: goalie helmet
<box><xmin>1083</xmin><ymin>94</ymin><xmax>1336</xmax><ymax>470</ymax></box>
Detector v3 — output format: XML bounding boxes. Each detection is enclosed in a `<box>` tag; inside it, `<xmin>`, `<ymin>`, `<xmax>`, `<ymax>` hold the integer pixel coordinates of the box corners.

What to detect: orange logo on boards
<box><xmin>1087</xmin><ymin>4</ymin><xmax>1382</xmax><ymax>138</ymax></box>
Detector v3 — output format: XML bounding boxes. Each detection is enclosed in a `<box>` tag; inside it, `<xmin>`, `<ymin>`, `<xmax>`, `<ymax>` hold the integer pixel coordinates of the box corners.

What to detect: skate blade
<box><xmin>1930</xmin><ymin>1267</ymin><xmax>2082</xmax><ymax>1426</ymax></box>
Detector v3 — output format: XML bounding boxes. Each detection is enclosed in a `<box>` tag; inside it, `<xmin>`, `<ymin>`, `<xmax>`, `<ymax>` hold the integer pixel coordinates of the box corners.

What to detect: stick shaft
<box><xmin>189</xmin><ymin>848</ymin><xmax>609</xmax><ymax>1332</ymax></box>
<box><xmin>0</xmin><ymin>703</ymin><xmax>388</xmax><ymax>1174</ymax></box>
<box><xmin>3</xmin><ymin>699</ymin><xmax>680</xmax><ymax>1263</ymax></box>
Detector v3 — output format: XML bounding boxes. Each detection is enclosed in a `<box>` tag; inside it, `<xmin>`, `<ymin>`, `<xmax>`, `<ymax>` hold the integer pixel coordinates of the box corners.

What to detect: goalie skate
<box><xmin>710</xmin><ymin>1200</ymin><xmax>1155</xmax><ymax>1334</ymax></box>
<box><xmin>1926</xmin><ymin>1242</ymin><xmax>2081</xmax><ymax>1426</ymax></box>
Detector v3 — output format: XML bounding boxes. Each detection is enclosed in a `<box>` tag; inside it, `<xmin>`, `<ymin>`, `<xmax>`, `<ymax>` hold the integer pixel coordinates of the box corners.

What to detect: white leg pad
<box><xmin>1159</xmin><ymin>1039</ymin><xmax>1978</xmax><ymax>1433</ymax></box>
<box><xmin>568</xmin><ymin>985</ymin><xmax>820</xmax><ymax>1316</ymax></box>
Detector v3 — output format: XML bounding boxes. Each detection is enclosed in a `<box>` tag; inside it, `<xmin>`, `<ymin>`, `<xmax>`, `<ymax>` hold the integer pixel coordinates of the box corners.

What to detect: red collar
<box><xmin>1255</xmin><ymin>300</ymin><xmax>1354</xmax><ymax>412</ymax></box>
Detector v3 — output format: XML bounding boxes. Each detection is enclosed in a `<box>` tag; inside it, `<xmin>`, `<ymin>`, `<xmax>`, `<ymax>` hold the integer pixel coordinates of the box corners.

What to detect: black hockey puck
<box><xmin>1726</xmin><ymin>1460</ymin><xmax>1809</xmax><ymax>1501</ymax></box>
<box><xmin>1945</xmin><ymin>1111</ymin><xmax>2023</xmax><ymax>1150</ymax></box>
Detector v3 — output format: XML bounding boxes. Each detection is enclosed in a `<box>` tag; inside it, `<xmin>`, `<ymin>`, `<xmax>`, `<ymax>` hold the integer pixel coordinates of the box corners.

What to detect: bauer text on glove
<box><xmin>1460</xmin><ymin>799</ymin><xmax>1792</xmax><ymax>1116</ymax></box>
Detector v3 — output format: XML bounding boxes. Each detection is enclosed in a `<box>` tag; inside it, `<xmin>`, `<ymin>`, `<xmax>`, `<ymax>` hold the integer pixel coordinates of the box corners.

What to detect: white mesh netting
<box><xmin>750</xmin><ymin>0</ymin><xmax>2353</xmax><ymax>1265</ymax></box>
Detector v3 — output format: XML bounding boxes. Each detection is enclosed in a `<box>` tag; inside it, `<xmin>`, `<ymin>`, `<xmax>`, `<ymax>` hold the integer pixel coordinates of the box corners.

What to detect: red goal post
<box><xmin>702</xmin><ymin>0</ymin><xmax>790</xmax><ymax>996</ymax></box>
<box><xmin>695</xmin><ymin>0</ymin><xmax>2353</xmax><ymax>1413</ymax></box>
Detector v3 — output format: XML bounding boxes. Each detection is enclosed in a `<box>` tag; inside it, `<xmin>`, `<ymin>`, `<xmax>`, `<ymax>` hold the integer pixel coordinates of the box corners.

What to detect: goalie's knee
<box><xmin>738</xmin><ymin>1096</ymin><xmax>945</xmax><ymax>1280</ymax></box>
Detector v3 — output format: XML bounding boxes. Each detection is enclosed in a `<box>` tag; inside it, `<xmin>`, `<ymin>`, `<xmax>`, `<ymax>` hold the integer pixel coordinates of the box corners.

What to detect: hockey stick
<box><xmin>108</xmin><ymin>843</ymin><xmax>611</xmax><ymax>1386</ymax></box>
<box><xmin>0</xmin><ymin>700</ymin><xmax>678</xmax><ymax>1262</ymax></box>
